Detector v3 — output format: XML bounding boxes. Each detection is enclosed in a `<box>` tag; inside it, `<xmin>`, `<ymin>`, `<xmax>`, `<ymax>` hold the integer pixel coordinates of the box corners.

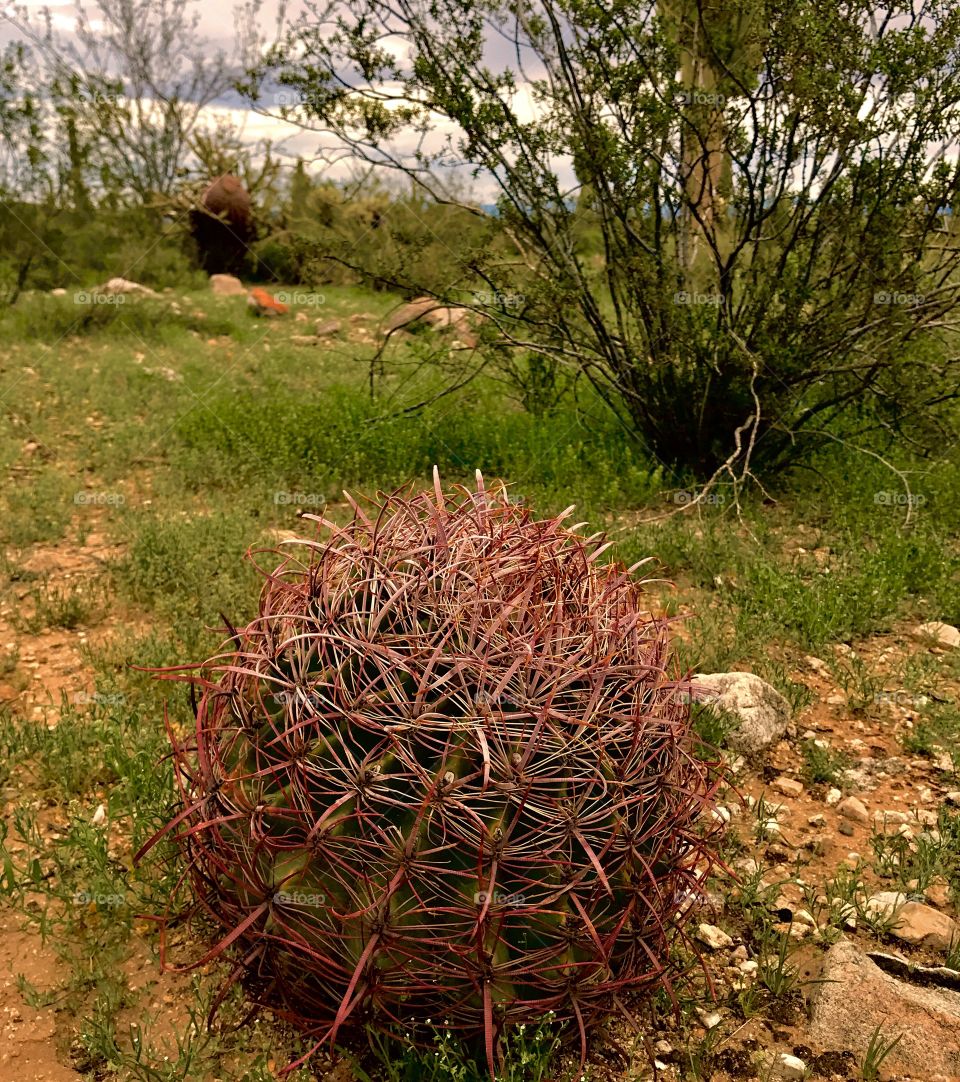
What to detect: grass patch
<box><xmin>800</xmin><ymin>739</ymin><xmax>850</xmax><ymax>786</ymax></box>
<box><xmin>12</xmin><ymin>578</ymin><xmax>109</xmax><ymax>633</ymax></box>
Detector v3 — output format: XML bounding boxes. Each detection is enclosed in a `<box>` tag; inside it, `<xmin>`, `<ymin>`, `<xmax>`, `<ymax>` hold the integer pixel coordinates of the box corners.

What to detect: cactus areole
<box><xmin>140</xmin><ymin>471</ymin><xmax>720</xmax><ymax>1072</ymax></box>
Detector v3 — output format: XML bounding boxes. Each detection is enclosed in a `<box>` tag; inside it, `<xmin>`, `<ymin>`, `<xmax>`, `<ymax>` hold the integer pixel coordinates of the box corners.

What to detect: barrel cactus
<box><xmin>144</xmin><ymin>472</ymin><xmax>720</xmax><ymax>1070</ymax></box>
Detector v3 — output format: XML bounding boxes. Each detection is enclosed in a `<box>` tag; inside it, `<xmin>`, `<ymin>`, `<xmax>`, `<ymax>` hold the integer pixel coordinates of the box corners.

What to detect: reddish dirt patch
<box><xmin>0</xmin><ymin>914</ymin><xmax>83</xmax><ymax>1081</ymax></box>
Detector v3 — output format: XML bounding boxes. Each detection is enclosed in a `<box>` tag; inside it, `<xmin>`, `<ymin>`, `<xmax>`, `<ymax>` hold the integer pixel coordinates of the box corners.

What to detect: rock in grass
<box><xmin>382</xmin><ymin>295</ymin><xmax>480</xmax><ymax>346</ymax></box>
<box><xmin>209</xmin><ymin>274</ymin><xmax>245</xmax><ymax>296</ymax></box>
<box><xmin>94</xmin><ymin>277</ymin><xmax>158</xmax><ymax>296</ymax></box>
<box><xmin>315</xmin><ymin>318</ymin><xmax>343</xmax><ymax>337</ymax></box>
<box><xmin>912</xmin><ymin>621</ymin><xmax>960</xmax><ymax>649</ymax></box>
<box><xmin>696</xmin><ymin>923</ymin><xmax>734</xmax><ymax>950</ymax></box>
<box><xmin>808</xmin><ymin>938</ymin><xmax>960</xmax><ymax>1080</ymax></box>
<box><xmin>691</xmin><ymin>672</ymin><xmax>791</xmax><ymax>757</ymax></box>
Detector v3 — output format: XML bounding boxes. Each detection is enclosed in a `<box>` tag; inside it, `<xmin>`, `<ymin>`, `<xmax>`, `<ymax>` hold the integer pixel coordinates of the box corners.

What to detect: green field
<box><xmin>1</xmin><ymin>286</ymin><xmax>958</xmax><ymax>1081</ymax></box>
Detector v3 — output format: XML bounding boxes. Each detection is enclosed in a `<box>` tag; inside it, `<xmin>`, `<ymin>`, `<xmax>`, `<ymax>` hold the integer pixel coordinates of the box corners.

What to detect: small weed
<box><xmin>755</xmin><ymin>658</ymin><xmax>816</xmax><ymax>716</ymax></box>
<box><xmin>13</xmin><ymin>579</ymin><xmax>109</xmax><ymax>633</ymax></box>
<box><xmin>683</xmin><ymin>1019</ymin><xmax>724</xmax><ymax>1082</ymax></box>
<box><xmin>860</xmin><ymin>1024</ymin><xmax>903</xmax><ymax>1081</ymax></box>
<box><xmin>902</xmin><ymin>700</ymin><xmax>960</xmax><ymax>773</ymax></box>
<box><xmin>800</xmin><ymin>739</ymin><xmax>849</xmax><ymax>785</ymax></box>
<box><xmin>355</xmin><ymin>1016</ymin><xmax>561</xmax><ymax>1082</ymax></box>
<box><xmin>757</xmin><ymin>928</ymin><xmax>801</xmax><ymax>998</ymax></box>
<box><xmin>752</xmin><ymin>793</ymin><xmax>785</xmax><ymax>845</ymax></box>
<box><xmin>799</xmin><ymin>880</ymin><xmax>845</xmax><ymax>944</ymax></box>
<box><xmin>829</xmin><ymin>655</ymin><xmax>885</xmax><ymax>712</ymax></box>
<box><xmin>870</xmin><ymin>817</ymin><xmax>958</xmax><ymax>898</ymax></box>
<box><xmin>735</xmin><ymin>979</ymin><xmax>763</xmax><ymax>1019</ymax></box>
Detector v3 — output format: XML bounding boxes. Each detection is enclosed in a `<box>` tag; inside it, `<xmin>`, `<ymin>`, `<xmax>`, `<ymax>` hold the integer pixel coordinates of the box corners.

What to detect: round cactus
<box><xmin>143</xmin><ymin>472</ymin><xmax>720</xmax><ymax>1070</ymax></box>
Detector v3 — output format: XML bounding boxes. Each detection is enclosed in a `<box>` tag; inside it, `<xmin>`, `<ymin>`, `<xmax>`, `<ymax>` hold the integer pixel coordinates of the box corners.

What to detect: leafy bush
<box><xmin>254</xmin><ymin>0</ymin><xmax>960</xmax><ymax>478</ymax></box>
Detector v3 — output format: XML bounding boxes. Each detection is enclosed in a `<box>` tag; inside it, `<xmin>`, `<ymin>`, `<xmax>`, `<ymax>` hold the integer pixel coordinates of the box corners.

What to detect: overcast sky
<box><xmin>0</xmin><ymin>0</ymin><xmax>557</xmax><ymax>199</ymax></box>
<box><xmin>6</xmin><ymin>1</ymin><xmax>953</xmax><ymax>205</ymax></box>
<box><xmin>1</xmin><ymin>1</ymin><xmax>361</xmax><ymax>182</ymax></box>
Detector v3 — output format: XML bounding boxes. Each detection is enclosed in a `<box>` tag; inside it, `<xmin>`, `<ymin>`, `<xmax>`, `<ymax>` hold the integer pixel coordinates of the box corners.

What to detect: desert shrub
<box><xmin>253</xmin><ymin>0</ymin><xmax>960</xmax><ymax>479</ymax></box>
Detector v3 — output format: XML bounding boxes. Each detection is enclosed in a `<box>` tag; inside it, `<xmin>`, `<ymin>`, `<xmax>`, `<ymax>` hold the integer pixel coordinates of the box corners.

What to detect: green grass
<box><xmin>1</xmin><ymin>470</ymin><xmax>79</xmax><ymax>547</ymax></box>
<box><xmin>800</xmin><ymin>739</ymin><xmax>850</xmax><ymax>786</ymax></box>
<box><xmin>354</xmin><ymin>1018</ymin><xmax>561</xmax><ymax>1082</ymax></box>
<box><xmin>903</xmin><ymin>699</ymin><xmax>960</xmax><ymax>771</ymax></box>
<box><xmin>13</xmin><ymin>578</ymin><xmax>110</xmax><ymax>633</ymax></box>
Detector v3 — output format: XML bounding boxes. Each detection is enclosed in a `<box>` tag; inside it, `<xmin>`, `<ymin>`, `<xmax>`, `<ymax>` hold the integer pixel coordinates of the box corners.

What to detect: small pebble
<box><xmin>697</xmin><ymin>923</ymin><xmax>734</xmax><ymax>950</ymax></box>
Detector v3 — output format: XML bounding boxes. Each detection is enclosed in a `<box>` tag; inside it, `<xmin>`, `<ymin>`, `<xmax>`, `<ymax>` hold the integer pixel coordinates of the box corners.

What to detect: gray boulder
<box><xmin>808</xmin><ymin>938</ymin><xmax>960</xmax><ymax>1081</ymax></box>
<box><xmin>691</xmin><ymin>671</ymin><xmax>791</xmax><ymax>756</ymax></box>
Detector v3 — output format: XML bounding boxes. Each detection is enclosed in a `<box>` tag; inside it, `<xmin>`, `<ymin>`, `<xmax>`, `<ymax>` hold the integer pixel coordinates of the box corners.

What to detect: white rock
<box><xmin>690</xmin><ymin>672</ymin><xmax>792</xmax><ymax>756</ymax></box>
<box><xmin>776</xmin><ymin>1053</ymin><xmax>807</xmax><ymax>1081</ymax></box>
<box><xmin>697</xmin><ymin>923</ymin><xmax>734</xmax><ymax>950</ymax></box>
<box><xmin>865</xmin><ymin>891</ymin><xmax>907</xmax><ymax>919</ymax></box>
<box><xmin>804</xmin><ymin>655</ymin><xmax>831</xmax><ymax>677</ymax></box>
<box><xmin>838</xmin><ymin>796</ymin><xmax>870</xmax><ymax>823</ymax></box>
<box><xmin>95</xmin><ymin>277</ymin><xmax>158</xmax><ymax>295</ymax></box>
<box><xmin>826</xmin><ymin>787</ymin><xmax>842</xmax><ymax>805</ymax></box>
<box><xmin>733</xmin><ymin>858</ymin><xmax>760</xmax><ymax>877</ymax></box>
<box><xmin>912</xmin><ymin>622</ymin><xmax>960</xmax><ymax>649</ymax></box>
<box><xmin>208</xmin><ymin>273</ymin><xmax>245</xmax><ymax>296</ymax></box>
<box><xmin>891</xmin><ymin>902</ymin><xmax>960</xmax><ymax>951</ymax></box>
<box><xmin>696</xmin><ymin>1008</ymin><xmax>722</xmax><ymax>1029</ymax></box>
<box><xmin>809</xmin><ymin>939</ymin><xmax>960</xmax><ymax>1078</ymax></box>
